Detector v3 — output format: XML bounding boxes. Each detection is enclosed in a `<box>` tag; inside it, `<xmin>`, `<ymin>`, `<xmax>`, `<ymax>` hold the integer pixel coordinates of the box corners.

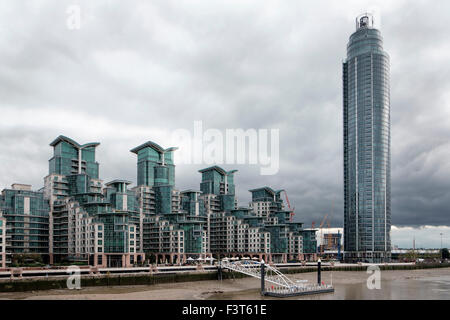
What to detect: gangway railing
<box><xmin>221</xmin><ymin>260</ymin><xmax>299</xmax><ymax>289</ymax></box>
<box><xmin>220</xmin><ymin>259</ymin><xmax>334</xmax><ymax>297</ymax></box>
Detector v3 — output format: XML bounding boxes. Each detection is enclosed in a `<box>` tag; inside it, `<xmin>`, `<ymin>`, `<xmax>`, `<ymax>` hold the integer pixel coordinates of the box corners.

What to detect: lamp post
<box><xmin>440</xmin><ymin>233</ymin><xmax>443</xmax><ymax>250</ymax></box>
<box><xmin>260</xmin><ymin>259</ymin><xmax>265</xmax><ymax>295</ymax></box>
<box><xmin>317</xmin><ymin>258</ymin><xmax>321</xmax><ymax>285</ymax></box>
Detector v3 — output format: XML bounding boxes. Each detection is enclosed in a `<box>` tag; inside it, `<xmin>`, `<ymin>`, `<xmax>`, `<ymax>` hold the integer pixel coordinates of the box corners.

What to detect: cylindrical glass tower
<box><xmin>343</xmin><ymin>14</ymin><xmax>391</xmax><ymax>263</ymax></box>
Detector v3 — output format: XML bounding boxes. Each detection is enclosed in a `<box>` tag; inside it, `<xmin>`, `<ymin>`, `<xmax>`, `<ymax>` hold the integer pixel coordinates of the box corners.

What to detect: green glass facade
<box><xmin>0</xmin><ymin>186</ymin><xmax>49</xmax><ymax>259</ymax></box>
<box><xmin>343</xmin><ymin>15</ymin><xmax>391</xmax><ymax>262</ymax></box>
<box><xmin>2</xmin><ymin>136</ymin><xmax>317</xmax><ymax>265</ymax></box>
<box><xmin>49</xmin><ymin>136</ymin><xmax>99</xmax><ymax>179</ymax></box>
<box><xmin>199</xmin><ymin>166</ymin><xmax>237</xmax><ymax>213</ymax></box>
<box><xmin>131</xmin><ymin>141</ymin><xmax>177</xmax><ymax>187</ymax></box>
<box><xmin>180</xmin><ymin>191</ymin><xmax>205</xmax><ymax>217</ymax></box>
<box><xmin>199</xmin><ymin>166</ymin><xmax>237</xmax><ymax>196</ymax></box>
<box><xmin>154</xmin><ymin>185</ymin><xmax>173</xmax><ymax>214</ymax></box>
<box><xmin>99</xmin><ymin>213</ymin><xmax>129</xmax><ymax>253</ymax></box>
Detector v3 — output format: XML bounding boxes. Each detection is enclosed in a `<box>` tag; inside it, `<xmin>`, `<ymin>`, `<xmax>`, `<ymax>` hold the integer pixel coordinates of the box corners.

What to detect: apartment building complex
<box><xmin>43</xmin><ymin>136</ymin><xmax>144</xmax><ymax>267</ymax></box>
<box><xmin>0</xmin><ymin>215</ymin><xmax>6</xmax><ymax>268</ymax></box>
<box><xmin>0</xmin><ymin>135</ymin><xmax>317</xmax><ymax>266</ymax></box>
<box><xmin>0</xmin><ymin>184</ymin><xmax>49</xmax><ymax>264</ymax></box>
<box><xmin>201</xmin><ymin>169</ymin><xmax>317</xmax><ymax>262</ymax></box>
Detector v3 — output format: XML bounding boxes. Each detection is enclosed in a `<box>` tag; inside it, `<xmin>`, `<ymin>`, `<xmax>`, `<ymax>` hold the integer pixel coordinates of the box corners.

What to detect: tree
<box><xmin>12</xmin><ymin>253</ymin><xmax>43</xmax><ymax>266</ymax></box>
<box><xmin>404</xmin><ymin>250</ymin><xmax>417</xmax><ymax>262</ymax></box>
<box><xmin>441</xmin><ymin>248</ymin><xmax>449</xmax><ymax>260</ymax></box>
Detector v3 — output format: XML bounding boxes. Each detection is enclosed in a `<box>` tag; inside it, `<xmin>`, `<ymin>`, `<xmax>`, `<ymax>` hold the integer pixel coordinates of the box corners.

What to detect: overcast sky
<box><xmin>0</xmin><ymin>1</ymin><xmax>449</xmax><ymax>248</ymax></box>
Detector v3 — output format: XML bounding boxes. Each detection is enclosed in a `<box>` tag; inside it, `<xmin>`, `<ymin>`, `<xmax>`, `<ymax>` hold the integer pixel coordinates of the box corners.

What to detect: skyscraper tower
<box><xmin>343</xmin><ymin>14</ymin><xmax>391</xmax><ymax>263</ymax></box>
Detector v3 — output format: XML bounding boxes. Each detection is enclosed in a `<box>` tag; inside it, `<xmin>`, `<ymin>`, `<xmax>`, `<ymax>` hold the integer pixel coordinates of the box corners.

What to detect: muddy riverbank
<box><xmin>0</xmin><ymin>267</ymin><xmax>449</xmax><ymax>300</ymax></box>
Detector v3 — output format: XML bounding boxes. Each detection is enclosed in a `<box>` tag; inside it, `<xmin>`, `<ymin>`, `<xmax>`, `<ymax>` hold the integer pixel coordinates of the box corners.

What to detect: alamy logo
<box><xmin>66</xmin><ymin>5</ymin><xmax>81</xmax><ymax>30</ymax></box>
<box><xmin>366</xmin><ymin>265</ymin><xmax>381</xmax><ymax>290</ymax></box>
<box><xmin>66</xmin><ymin>266</ymin><xmax>81</xmax><ymax>289</ymax></box>
<box><xmin>171</xmin><ymin>121</ymin><xmax>280</xmax><ymax>175</ymax></box>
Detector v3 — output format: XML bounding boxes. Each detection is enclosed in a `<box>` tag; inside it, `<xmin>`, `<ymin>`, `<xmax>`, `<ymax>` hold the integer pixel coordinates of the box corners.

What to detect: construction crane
<box><xmin>319</xmin><ymin>214</ymin><xmax>328</xmax><ymax>229</ymax></box>
<box><xmin>328</xmin><ymin>201</ymin><xmax>335</xmax><ymax>254</ymax></box>
<box><xmin>326</xmin><ymin>219</ymin><xmax>332</xmax><ymax>252</ymax></box>
<box><xmin>337</xmin><ymin>230</ymin><xmax>342</xmax><ymax>261</ymax></box>
<box><xmin>281</xmin><ymin>190</ymin><xmax>295</xmax><ymax>222</ymax></box>
<box><xmin>319</xmin><ymin>214</ymin><xmax>328</xmax><ymax>256</ymax></box>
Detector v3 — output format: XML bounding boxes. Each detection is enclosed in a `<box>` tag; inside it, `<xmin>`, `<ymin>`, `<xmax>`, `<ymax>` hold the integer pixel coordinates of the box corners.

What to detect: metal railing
<box><xmin>221</xmin><ymin>259</ymin><xmax>334</xmax><ymax>296</ymax></box>
<box><xmin>221</xmin><ymin>260</ymin><xmax>297</xmax><ymax>289</ymax></box>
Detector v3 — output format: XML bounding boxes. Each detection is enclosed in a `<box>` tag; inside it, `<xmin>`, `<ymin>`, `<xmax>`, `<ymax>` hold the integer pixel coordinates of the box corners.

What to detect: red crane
<box><xmin>282</xmin><ymin>190</ymin><xmax>295</xmax><ymax>222</ymax></box>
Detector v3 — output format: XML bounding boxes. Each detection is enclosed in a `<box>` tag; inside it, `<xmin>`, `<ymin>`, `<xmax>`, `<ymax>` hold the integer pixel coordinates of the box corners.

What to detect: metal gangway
<box><xmin>220</xmin><ymin>259</ymin><xmax>334</xmax><ymax>297</ymax></box>
<box><xmin>221</xmin><ymin>259</ymin><xmax>298</xmax><ymax>289</ymax></box>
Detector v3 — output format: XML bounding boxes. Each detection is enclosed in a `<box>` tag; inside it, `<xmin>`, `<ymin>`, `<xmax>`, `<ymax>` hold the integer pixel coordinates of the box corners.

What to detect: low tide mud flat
<box><xmin>0</xmin><ymin>267</ymin><xmax>449</xmax><ymax>300</ymax></box>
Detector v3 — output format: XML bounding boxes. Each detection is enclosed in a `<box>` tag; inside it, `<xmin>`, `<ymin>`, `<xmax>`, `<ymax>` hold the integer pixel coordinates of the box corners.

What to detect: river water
<box><xmin>208</xmin><ymin>269</ymin><xmax>450</xmax><ymax>300</ymax></box>
<box><xmin>209</xmin><ymin>272</ymin><xmax>450</xmax><ymax>300</ymax></box>
<box><xmin>1</xmin><ymin>268</ymin><xmax>449</xmax><ymax>300</ymax></box>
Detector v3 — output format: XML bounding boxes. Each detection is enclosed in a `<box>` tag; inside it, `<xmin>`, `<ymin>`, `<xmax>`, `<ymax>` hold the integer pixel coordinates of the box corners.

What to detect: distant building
<box><xmin>343</xmin><ymin>14</ymin><xmax>391</xmax><ymax>263</ymax></box>
<box><xmin>318</xmin><ymin>228</ymin><xmax>342</xmax><ymax>251</ymax></box>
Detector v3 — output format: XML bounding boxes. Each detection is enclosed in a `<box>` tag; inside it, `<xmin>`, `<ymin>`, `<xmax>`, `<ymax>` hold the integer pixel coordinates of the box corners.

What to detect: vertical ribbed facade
<box><xmin>343</xmin><ymin>15</ymin><xmax>391</xmax><ymax>262</ymax></box>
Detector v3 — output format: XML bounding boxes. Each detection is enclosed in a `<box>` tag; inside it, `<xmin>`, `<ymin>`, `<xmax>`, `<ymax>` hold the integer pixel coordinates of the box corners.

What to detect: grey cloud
<box><xmin>0</xmin><ymin>0</ymin><xmax>449</xmax><ymax>231</ymax></box>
